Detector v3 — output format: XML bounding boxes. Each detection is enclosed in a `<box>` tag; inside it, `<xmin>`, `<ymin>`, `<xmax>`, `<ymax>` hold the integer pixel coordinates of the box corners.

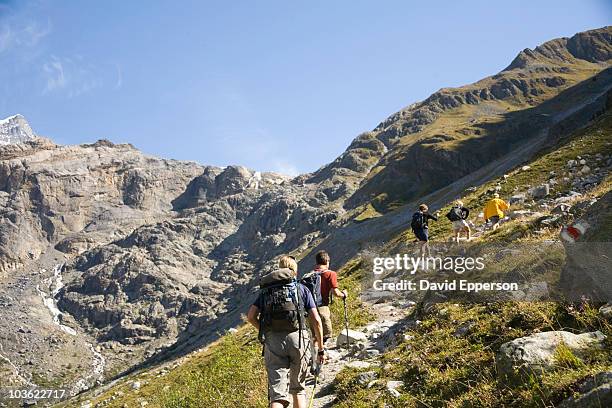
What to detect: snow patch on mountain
<box><xmin>0</xmin><ymin>114</ymin><xmax>36</xmax><ymax>145</ymax></box>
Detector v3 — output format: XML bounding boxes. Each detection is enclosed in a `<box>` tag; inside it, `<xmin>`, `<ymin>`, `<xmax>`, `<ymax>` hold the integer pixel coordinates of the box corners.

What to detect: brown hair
<box><xmin>279</xmin><ymin>255</ymin><xmax>298</xmax><ymax>274</ymax></box>
<box><xmin>419</xmin><ymin>204</ymin><xmax>428</xmax><ymax>212</ymax></box>
<box><xmin>315</xmin><ymin>250</ymin><xmax>330</xmax><ymax>266</ymax></box>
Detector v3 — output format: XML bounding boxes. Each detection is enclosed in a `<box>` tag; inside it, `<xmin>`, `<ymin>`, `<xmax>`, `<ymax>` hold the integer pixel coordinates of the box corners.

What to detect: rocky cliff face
<box><xmin>0</xmin><ymin>26</ymin><xmax>611</xmax><ymax>393</ymax></box>
<box><xmin>0</xmin><ymin>133</ymin><xmax>353</xmax><ymax>387</ymax></box>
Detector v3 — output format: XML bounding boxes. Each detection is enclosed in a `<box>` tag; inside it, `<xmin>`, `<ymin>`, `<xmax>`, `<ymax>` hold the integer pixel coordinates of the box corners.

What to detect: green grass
<box><xmin>425</xmin><ymin>110</ymin><xmax>612</xmax><ymax>243</ymax></box>
<box><xmin>157</xmin><ymin>328</ymin><xmax>268</xmax><ymax>408</ymax></box>
<box><xmin>331</xmin><ymin>302</ymin><xmax>612</xmax><ymax>408</ymax></box>
<box><xmin>554</xmin><ymin>343</ymin><xmax>586</xmax><ymax>370</ymax></box>
<box><xmin>61</xmin><ymin>327</ymin><xmax>268</xmax><ymax>408</ymax></box>
<box><xmin>354</xmin><ymin>202</ymin><xmax>384</xmax><ymax>222</ymax></box>
<box><xmin>329</xmin><ymin>257</ymin><xmax>376</xmax><ymax>331</ymax></box>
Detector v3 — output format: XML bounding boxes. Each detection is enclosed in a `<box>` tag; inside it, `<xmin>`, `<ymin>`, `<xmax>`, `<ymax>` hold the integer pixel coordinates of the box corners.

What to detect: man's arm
<box><xmin>307</xmin><ymin>308</ymin><xmax>325</xmax><ymax>353</ymax></box>
<box><xmin>246</xmin><ymin>305</ymin><xmax>260</xmax><ymax>331</ymax></box>
<box><xmin>333</xmin><ymin>287</ymin><xmax>347</xmax><ymax>299</ymax></box>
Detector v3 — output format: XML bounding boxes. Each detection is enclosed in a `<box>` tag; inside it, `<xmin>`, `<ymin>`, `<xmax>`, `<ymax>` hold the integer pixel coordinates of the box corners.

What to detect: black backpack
<box><xmin>257</xmin><ymin>269</ymin><xmax>305</xmax><ymax>345</ymax></box>
<box><xmin>411</xmin><ymin>211</ymin><xmax>425</xmax><ymax>230</ymax></box>
<box><xmin>300</xmin><ymin>270</ymin><xmax>323</xmax><ymax>307</ymax></box>
<box><xmin>446</xmin><ymin>206</ymin><xmax>463</xmax><ymax>222</ymax></box>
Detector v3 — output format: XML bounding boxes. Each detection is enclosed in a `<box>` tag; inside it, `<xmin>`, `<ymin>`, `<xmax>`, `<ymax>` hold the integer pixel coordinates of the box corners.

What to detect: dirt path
<box><xmin>305</xmin><ymin>299</ymin><xmax>415</xmax><ymax>408</ymax></box>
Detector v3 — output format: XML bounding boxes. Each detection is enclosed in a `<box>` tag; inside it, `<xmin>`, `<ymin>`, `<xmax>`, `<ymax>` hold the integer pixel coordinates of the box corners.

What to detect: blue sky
<box><xmin>0</xmin><ymin>1</ymin><xmax>610</xmax><ymax>175</ymax></box>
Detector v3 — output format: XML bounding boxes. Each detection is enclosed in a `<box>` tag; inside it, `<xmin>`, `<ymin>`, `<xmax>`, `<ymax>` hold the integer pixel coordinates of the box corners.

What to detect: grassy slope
<box><xmin>333</xmin><ymin>303</ymin><xmax>611</xmax><ymax>408</ymax></box>
<box><xmin>330</xmin><ymin>112</ymin><xmax>612</xmax><ymax>407</ymax></box>
<box><xmin>417</xmin><ymin>110</ymin><xmax>612</xmax><ymax>243</ymax></box>
<box><xmin>351</xmin><ymin>59</ymin><xmax>607</xmax><ymax>215</ymax></box>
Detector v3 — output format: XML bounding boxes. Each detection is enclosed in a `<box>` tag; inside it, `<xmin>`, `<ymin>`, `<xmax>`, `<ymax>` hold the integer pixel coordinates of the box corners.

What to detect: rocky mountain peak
<box><xmin>505</xmin><ymin>26</ymin><xmax>612</xmax><ymax>71</ymax></box>
<box><xmin>0</xmin><ymin>114</ymin><xmax>37</xmax><ymax>145</ymax></box>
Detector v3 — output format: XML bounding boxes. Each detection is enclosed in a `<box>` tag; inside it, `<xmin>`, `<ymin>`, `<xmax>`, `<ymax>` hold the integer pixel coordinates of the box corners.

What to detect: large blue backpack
<box><xmin>300</xmin><ymin>270</ymin><xmax>323</xmax><ymax>307</ymax></box>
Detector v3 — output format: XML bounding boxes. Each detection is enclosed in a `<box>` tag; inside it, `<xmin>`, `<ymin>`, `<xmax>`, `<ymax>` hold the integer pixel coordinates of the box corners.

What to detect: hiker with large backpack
<box><xmin>446</xmin><ymin>199</ymin><xmax>471</xmax><ymax>242</ymax></box>
<box><xmin>411</xmin><ymin>203</ymin><xmax>439</xmax><ymax>256</ymax></box>
<box><xmin>301</xmin><ymin>250</ymin><xmax>347</xmax><ymax>344</ymax></box>
<box><xmin>247</xmin><ymin>255</ymin><xmax>326</xmax><ymax>408</ymax></box>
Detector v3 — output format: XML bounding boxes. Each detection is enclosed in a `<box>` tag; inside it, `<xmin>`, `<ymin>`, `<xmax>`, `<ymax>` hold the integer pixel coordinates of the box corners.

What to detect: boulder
<box><xmin>554</xmin><ymin>191</ymin><xmax>582</xmax><ymax>204</ymax></box>
<box><xmin>509</xmin><ymin>193</ymin><xmax>526</xmax><ymax>205</ymax></box>
<box><xmin>346</xmin><ymin>361</ymin><xmax>372</xmax><ymax>369</ymax></box>
<box><xmin>453</xmin><ymin>321</ymin><xmax>476</xmax><ymax>338</ymax></box>
<box><xmin>496</xmin><ymin>331</ymin><xmax>606</xmax><ymax>382</ymax></box>
<box><xmin>558</xmin><ymin>371</ymin><xmax>612</xmax><ymax>408</ymax></box>
<box><xmin>600</xmin><ymin>303</ymin><xmax>612</xmax><ymax>319</ymax></box>
<box><xmin>337</xmin><ymin>329</ymin><xmax>368</xmax><ymax>348</ymax></box>
<box><xmin>537</xmin><ymin>214</ymin><xmax>562</xmax><ymax>227</ymax></box>
<box><xmin>325</xmin><ymin>349</ymin><xmax>342</xmax><ymax>361</ymax></box>
<box><xmin>528</xmin><ymin>184</ymin><xmax>550</xmax><ymax>199</ymax></box>
<box><xmin>358</xmin><ymin>349</ymin><xmax>380</xmax><ymax>359</ymax></box>
<box><xmin>509</xmin><ymin>210</ymin><xmax>541</xmax><ymax>220</ymax></box>
<box><xmin>356</xmin><ymin>371</ymin><xmax>378</xmax><ymax>386</ymax></box>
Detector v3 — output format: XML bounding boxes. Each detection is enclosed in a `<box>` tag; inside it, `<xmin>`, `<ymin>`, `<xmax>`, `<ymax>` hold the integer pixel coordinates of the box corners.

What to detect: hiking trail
<box><xmin>306</xmin><ymin>298</ymin><xmax>416</xmax><ymax>408</ymax></box>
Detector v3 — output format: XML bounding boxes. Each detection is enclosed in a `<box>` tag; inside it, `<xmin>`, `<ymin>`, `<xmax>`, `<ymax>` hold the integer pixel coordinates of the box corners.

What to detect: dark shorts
<box><xmin>488</xmin><ymin>215</ymin><xmax>500</xmax><ymax>225</ymax></box>
<box><xmin>413</xmin><ymin>227</ymin><xmax>429</xmax><ymax>242</ymax></box>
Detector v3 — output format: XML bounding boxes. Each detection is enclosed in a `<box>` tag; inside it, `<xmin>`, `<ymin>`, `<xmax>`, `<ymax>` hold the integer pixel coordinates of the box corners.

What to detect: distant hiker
<box><xmin>411</xmin><ymin>204</ymin><xmax>439</xmax><ymax>256</ymax></box>
<box><xmin>446</xmin><ymin>199</ymin><xmax>471</xmax><ymax>242</ymax></box>
<box><xmin>302</xmin><ymin>250</ymin><xmax>347</xmax><ymax>344</ymax></box>
<box><xmin>484</xmin><ymin>193</ymin><xmax>509</xmax><ymax>230</ymax></box>
<box><xmin>247</xmin><ymin>255</ymin><xmax>326</xmax><ymax>408</ymax></box>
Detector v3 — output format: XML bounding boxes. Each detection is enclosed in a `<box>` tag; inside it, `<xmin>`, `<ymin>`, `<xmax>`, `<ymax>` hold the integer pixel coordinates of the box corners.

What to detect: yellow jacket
<box><xmin>484</xmin><ymin>198</ymin><xmax>509</xmax><ymax>220</ymax></box>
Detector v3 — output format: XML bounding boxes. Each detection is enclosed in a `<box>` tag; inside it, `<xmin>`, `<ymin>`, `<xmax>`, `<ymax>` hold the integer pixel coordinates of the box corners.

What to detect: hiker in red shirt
<box><xmin>314</xmin><ymin>250</ymin><xmax>347</xmax><ymax>343</ymax></box>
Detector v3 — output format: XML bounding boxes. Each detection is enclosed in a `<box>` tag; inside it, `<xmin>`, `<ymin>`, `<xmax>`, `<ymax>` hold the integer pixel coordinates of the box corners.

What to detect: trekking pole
<box><xmin>307</xmin><ymin>365</ymin><xmax>320</xmax><ymax>408</ymax></box>
<box><xmin>343</xmin><ymin>296</ymin><xmax>350</xmax><ymax>348</ymax></box>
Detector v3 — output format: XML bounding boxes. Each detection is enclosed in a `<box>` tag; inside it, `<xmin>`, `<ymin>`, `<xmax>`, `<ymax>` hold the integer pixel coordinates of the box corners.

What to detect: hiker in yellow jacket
<box><xmin>484</xmin><ymin>193</ymin><xmax>509</xmax><ymax>230</ymax></box>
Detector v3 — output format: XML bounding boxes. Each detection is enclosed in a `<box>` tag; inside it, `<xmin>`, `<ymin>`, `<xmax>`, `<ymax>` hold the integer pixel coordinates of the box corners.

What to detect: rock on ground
<box><xmin>336</xmin><ymin>329</ymin><xmax>368</xmax><ymax>348</ymax></box>
<box><xmin>496</xmin><ymin>331</ymin><xmax>606</xmax><ymax>382</ymax></box>
<box><xmin>558</xmin><ymin>371</ymin><xmax>612</xmax><ymax>407</ymax></box>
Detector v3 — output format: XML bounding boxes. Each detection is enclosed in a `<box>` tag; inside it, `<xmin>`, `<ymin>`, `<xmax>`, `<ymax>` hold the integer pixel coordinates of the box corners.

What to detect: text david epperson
<box><xmin>372</xmin><ymin>279</ymin><xmax>519</xmax><ymax>293</ymax></box>
<box><xmin>371</xmin><ymin>254</ymin><xmax>519</xmax><ymax>293</ymax></box>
